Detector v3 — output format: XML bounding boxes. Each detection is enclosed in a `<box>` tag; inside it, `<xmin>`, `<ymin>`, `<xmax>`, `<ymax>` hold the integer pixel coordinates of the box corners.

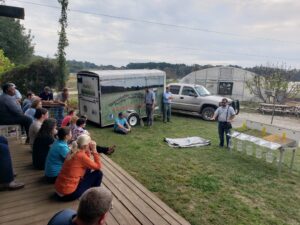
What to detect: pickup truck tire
<box><xmin>201</xmin><ymin>106</ymin><xmax>215</xmax><ymax>121</ymax></box>
<box><xmin>127</xmin><ymin>113</ymin><xmax>139</xmax><ymax>127</ymax></box>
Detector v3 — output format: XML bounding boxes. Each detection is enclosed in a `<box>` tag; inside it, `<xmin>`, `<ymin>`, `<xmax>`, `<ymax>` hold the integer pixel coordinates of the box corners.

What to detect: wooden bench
<box><xmin>0</xmin><ymin>125</ymin><xmax>22</xmax><ymax>141</ymax></box>
<box><xmin>0</xmin><ymin>140</ymin><xmax>190</xmax><ymax>225</ymax></box>
<box><xmin>259</xmin><ymin>103</ymin><xmax>296</xmax><ymax>116</ymax></box>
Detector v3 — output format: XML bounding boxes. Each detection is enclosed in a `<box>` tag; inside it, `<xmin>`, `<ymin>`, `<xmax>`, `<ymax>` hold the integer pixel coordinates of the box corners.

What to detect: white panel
<box><xmin>246</xmin><ymin>120</ymin><xmax>300</xmax><ymax>146</ymax></box>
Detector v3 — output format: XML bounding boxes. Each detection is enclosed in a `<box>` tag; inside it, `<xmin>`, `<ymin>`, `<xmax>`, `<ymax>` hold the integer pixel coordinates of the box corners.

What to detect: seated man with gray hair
<box><xmin>48</xmin><ymin>186</ymin><xmax>113</xmax><ymax>225</ymax></box>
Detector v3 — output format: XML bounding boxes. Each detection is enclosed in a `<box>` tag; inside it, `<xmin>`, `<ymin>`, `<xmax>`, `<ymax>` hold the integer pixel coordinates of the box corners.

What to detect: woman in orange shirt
<box><xmin>54</xmin><ymin>134</ymin><xmax>103</xmax><ymax>201</ymax></box>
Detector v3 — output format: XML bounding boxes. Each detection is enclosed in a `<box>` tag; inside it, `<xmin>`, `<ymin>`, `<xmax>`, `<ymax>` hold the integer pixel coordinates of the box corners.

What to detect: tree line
<box><xmin>1</xmin><ymin>16</ymin><xmax>300</xmax><ymax>102</ymax></box>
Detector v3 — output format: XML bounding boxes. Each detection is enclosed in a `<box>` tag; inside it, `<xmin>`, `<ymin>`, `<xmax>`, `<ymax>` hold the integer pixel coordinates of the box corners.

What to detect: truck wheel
<box><xmin>202</xmin><ymin>107</ymin><xmax>215</xmax><ymax>121</ymax></box>
<box><xmin>127</xmin><ymin>113</ymin><xmax>139</xmax><ymax>127</ymax></box>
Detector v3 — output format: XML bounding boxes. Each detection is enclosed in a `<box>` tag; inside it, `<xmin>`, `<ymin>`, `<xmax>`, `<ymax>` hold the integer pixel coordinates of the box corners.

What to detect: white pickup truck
<box><xmin>168</xmin><ymin>83</ymin><xmax>239</xmax><ymax>120</ymax></box>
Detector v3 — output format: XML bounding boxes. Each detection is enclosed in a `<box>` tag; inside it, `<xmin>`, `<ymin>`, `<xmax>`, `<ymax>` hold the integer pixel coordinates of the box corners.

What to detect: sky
<box><xmin>5</xmin><ymin>0</ymin><xmax>300</xmax><ymax>68</ymax></box>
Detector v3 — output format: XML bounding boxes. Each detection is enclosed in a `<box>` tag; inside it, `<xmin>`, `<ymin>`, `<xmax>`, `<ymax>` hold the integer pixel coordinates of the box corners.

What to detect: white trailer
<box><xmin>77</xmin><ymin>69</ymin><xmax>166</xmax><ymax>127</ymax></box>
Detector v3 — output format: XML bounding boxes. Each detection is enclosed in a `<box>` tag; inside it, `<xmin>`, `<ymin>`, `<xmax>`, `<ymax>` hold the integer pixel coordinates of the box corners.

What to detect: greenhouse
<box><xmin>180</xmin><ymin>66</ymin><xmax>259</xmax><ymax>101</ymax></box>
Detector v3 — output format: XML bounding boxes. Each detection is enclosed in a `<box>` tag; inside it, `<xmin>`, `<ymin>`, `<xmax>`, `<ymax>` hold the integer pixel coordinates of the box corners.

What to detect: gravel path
<box><xmin>232</xmin><ymin>112</ymin><xmax>300</xmax><ymax>131</ymax></box>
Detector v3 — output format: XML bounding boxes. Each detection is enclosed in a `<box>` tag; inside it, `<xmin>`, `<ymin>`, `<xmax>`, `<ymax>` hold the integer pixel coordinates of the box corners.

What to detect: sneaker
<box><xmin>8</xmin><ymin>181</ymin><xmax>25</xmax><ymax>190</ymax></box>
<box><xmin>0</xmin><ymin>180</ymin><xmax>25</xmax><ymax>191</ymax></box>
<box><xmin>106</xmin><ymin>145</ymin><xmax>116</xmax><ymax>155</ymax></box>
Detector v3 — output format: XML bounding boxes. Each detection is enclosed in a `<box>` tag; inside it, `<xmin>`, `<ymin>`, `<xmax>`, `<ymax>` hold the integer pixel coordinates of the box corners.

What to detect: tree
<box><xmin>246</xmin><ymin>64</ymin><xmax>300</xmax><ymax>103</ymax></box>
<box><xmin>0</xmin><ymin>17</ymin><xmax>34</xmax><ymax>64</ymax></box>
<box><xmin>0</xmin><ymin>49</ymin><xmax>15</xmax><ymax>76</ymax></box>
<box><xmin>56</xmin><ymin>0</ymin><xmax>69</xmax><ymax>89</ymax></box>
<box><xmin>1</xmin><ymin>58</ymin><xmax>60</xmax><ymax>94</ymax></box>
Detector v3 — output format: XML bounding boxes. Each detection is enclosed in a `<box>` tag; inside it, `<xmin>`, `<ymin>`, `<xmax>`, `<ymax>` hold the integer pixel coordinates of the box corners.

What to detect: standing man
<box><xmin>211</xmin><ymin>98</ymin><xmax>235</xmax><ymax>148</ymax></box>
<box><xmin>163</xmin><ymin>86</ymin><xmax>173</xmax><ymax>123</ymax></box>
<box><xmin>55</xmin><ymin>87</ymin><xmax>69</xmax><ymax>127</ymax></box>
<box><xmin>39</xmin><ymin>86</ymin><xmax>54</xmax><ymax>101</ymax></box>
<box><xmin>144</xmin><ymin>87</ymin><xmax>155</xmax><ymax>126</ymax></box>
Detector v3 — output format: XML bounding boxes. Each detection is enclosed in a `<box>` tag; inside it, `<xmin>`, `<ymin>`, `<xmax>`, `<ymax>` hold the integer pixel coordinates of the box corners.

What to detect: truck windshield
<box><xmin>195</xmin><ymin>86</ymin><xmax>210</xmax><ymax>96</ymax></box>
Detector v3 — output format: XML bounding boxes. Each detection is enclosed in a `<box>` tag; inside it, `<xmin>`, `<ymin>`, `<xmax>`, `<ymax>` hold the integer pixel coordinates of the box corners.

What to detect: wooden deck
<box><xmin>0</xmin><ymin>139</ymin><xmax>190</xmax><ymax>225</ymax></box>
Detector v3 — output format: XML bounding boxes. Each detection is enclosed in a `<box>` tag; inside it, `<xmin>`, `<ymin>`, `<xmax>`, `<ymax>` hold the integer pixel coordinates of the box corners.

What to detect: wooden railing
<box><xmin>258</xmin><ymin>103</ymin><xmax>300</xmax><ymax>117</ymax></box>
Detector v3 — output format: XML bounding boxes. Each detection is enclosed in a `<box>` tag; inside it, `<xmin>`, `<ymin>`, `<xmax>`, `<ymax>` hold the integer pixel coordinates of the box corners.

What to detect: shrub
<box><xmin>1</xmin><ymin>58</ymin><xmax>60</xmax><ymax>95</ymax></box>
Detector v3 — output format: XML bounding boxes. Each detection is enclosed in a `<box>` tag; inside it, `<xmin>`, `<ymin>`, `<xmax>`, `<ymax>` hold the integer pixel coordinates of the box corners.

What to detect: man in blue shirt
<box><xmin>114</xmin><ymin>112</ymin><xmax>131</xmax><ymax>134</ymax></box>
<box><xmin>48</xmin><ymin>187</ymin><xmax>113</xmax><ymax>225</ymax></box>
<box><xmin>144</xmin><ymin>87</ymin><xmax>155</xmax><ymax>126</ymax></box>
<box><xmin>162</xmin><ymin>86</ymin><xmax>173</xmax><ymax>123</ymax></box>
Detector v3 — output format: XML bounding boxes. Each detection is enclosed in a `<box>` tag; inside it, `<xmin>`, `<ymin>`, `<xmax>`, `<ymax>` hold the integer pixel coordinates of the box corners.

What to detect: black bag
<box><xmin>225</xmin><ymin>122</ymin><xmax>232</xmax><ymax>129</ymax></box>
<box><xmin>225</xmin><ymin>107</ymin><xmax>232</xmax><ymax>129</ymax></box>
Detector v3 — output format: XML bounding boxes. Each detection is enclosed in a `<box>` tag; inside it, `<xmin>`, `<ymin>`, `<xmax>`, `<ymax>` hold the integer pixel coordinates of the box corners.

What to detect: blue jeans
<box><xmin>0</xmin><ymin>136</ymin><xmax>14</xmax><ymax>184</ymax></box>
<box><xmin>146</xmin><ymin>104</ymin><xmax>154</xmax><ymax>126</ymax></box>
<box><xmin>114</xmin><ymin>127</ymin><xmax>128</xmax><ymax>135</ymax></box>
<box><xmin>55</xmin><ymin>106</ymin><xmax>64</xmax><ymax>127</ymax></box>
<box><xmin>218</xmin><ymin>122</ymin><xmax>231</xmax><ymax>147</ymax></box>
<box><xmin>163</xmin><ymin>103</ymin><xmax>171</xmax><ymax>122</ymax></box>
<box><xmin>58</xmin><ymin>170</ymin><xmax>103</xmax><ymax>201</ymax></box>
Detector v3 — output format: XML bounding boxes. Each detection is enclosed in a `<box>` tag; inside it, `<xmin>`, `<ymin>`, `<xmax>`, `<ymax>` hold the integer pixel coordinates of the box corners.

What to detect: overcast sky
<box><xmin>5</xmin><ymin>0</ymin><xmax>300</xmax><ymax>68</ymax></box>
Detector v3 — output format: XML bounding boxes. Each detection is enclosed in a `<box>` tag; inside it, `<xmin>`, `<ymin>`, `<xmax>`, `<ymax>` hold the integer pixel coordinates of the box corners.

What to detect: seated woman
<box><xmin>71</xmin><ymin>118</ymin><xmax>89</xmax><ymax>141</ymax></box>
<box><xmin>28</xmin><ymin>108</ymin><xmax>49</xmax><ymax>146</ymax></box>
<box><xmin>55</xmin><ymin>134</ymin><xmax>103</xmax><ymax>201</ymax></box>
<box><xmin>0</xmin><ymin>136</ymin><xmax>25</xmax><ymax>190</ymax></box>
<box><xmin>24</xmin><ymin>98</ymin><xmax>42</xmax><ymax>121</ymax></box>
<box><xmin>73</xmin><ymin>118</ymin><xmax>115</xmax><ymax>155</ymax></box>
<box><xmin>44</xmin><ymin>127</ymin><xmax>72</xmax><ymax>183</ymax></box>
<box><xmin>32</xmin><ymin>118</ymin><xmax>57</xmax><ymax>170</ymax></box>
<box><xmin>69</xmin><ymin>115</ymin><xmax>78</xmax><ymax>136</ymax></box>
<box><xmin>61</xmin><ymin>110</ymin><xmax>75</xmax><ymax>127</ymax></box>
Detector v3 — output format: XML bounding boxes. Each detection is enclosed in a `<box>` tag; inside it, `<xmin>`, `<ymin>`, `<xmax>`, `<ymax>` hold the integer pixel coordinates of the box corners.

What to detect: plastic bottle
<box><xmin>246</xmin><ymin>143</ymin><xmax>253</xmax><ymax>156</ymax></box>
<box><xmin>266</xmin><ymin>150</ymin><xmax>274</xmax><ymax>163</ymax></box>
<box><xmin>256</xmin><ymin>146</ymin><xmax>263</xmax><ymax>159</ymax></box>
<box><xmin>228</xmin><ymin>138</ymin><xmax>234</xmax><ymax>152</ymax></box>
<box><xmin>237</xmin><ymin>140</ymin><xmax>243</xmax><ymax>152</ymax></box>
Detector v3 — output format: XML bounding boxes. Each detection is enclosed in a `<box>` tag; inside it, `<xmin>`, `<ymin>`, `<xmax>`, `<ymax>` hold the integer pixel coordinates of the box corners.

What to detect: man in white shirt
<box><xmin>212</xmin><ymin>98</ymin><xmax>236</xmax><ymax>148</ymax></box>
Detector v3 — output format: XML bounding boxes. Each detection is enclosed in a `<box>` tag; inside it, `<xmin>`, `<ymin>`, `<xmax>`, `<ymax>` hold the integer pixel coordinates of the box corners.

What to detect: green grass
<box><xmin>88</xmin><ymin>116</ymin><xmax>300</xmax><ymax>225</ymax></box>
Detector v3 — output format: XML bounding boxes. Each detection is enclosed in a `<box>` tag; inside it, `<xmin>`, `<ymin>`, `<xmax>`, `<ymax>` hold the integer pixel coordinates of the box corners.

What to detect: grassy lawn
<box><xmin>88</xmin><ymin>115</ymin><xmax>300</xmax><ymax>225</ymax></box>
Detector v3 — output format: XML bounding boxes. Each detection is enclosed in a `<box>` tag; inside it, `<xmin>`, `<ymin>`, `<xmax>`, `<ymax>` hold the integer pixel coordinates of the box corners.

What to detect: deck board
<box><xmin>0</xmin><ymin>139</ymin><xmax>190</xmax><ymax>225</ymax></box>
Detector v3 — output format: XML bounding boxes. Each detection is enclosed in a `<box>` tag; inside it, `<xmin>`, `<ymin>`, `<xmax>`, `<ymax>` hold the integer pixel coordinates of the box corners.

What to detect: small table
<box><xmin>263</xmin><ymin>134</ymin><xmax>297</xmax><ymax>174</ymax></box>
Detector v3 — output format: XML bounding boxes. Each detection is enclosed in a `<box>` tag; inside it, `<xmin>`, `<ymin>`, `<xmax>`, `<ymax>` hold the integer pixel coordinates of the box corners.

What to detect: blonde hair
<box><xmin>66</xmin><ymin>134</ymin><xmax>91</xmax><ymax>160</ymax></box>
<box><xmin>70</xmin><ymin>116</ymin><xmax>79</xmax><ymax>125</ymax></box>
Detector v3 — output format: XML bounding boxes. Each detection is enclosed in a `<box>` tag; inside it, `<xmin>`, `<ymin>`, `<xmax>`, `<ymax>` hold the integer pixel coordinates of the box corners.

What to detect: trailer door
<box><xmin>77</xmin><ymin>74</ymin><xmax>101</xmax><ymax>124</ymax></box>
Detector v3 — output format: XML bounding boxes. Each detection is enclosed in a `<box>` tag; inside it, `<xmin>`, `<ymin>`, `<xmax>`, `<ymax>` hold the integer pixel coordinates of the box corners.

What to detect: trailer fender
<box><xmin>124</xmin><ymin>110</ymin><xmax>140</xmax><ymax>127</ymax></box>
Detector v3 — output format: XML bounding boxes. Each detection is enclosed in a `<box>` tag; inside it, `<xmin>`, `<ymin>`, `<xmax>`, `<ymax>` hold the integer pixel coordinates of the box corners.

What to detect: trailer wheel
<box><xmin>128</xmin><ymin>113</ymin><xmax>139</xmax><ymax>127</ymax></box>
